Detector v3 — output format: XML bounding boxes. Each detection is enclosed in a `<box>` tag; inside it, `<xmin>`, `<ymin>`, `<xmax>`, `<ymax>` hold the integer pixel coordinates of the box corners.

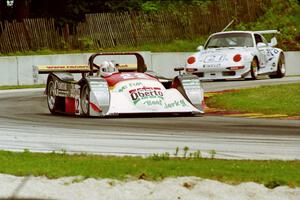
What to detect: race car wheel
<box><xmin>80</xmin><ymin>84</ymin><xmax>90</xmax><ymax>116</ymax></box>
<box><xmin>250</xmin><ymin>58</ymin><xmax>258</xmax><ymax>80</ymax></box>
<box><xmin>47</xmin><ymin>79</ymin><xmax>57</xmax><ymax>114</ymax></box>
<box><xmin>269</xmin><ymin>53</ymin><xmax>286</xmax><ymax>79</ymax></box>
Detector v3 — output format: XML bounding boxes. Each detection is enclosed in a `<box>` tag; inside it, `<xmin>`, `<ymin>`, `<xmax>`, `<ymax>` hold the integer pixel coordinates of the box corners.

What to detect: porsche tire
<box><xmin>80</xmin><ymin>83</ymin><xmax>90</xmax><ymax>116</ymax></box>
<box><xmin>250</xmin><ymin>58</ymin><xmax>258</xmax><ymax>80</ymax></box>
<box><xmin>269</xmin><ymin>53</ymin><xmax>286</xmax><ymax>79</ymax></box>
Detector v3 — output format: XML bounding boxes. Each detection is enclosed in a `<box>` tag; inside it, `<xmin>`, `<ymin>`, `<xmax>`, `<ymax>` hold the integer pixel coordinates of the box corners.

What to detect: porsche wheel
<box><xmin>80</xmin><ymin>84</ymin><xmax>90</xmax><ymax>116</ymax></box>
<box><xmin>250</xmin><ymin>58</ymin><xmax>258</xmax><ymax>80</ymax></box>
<box><xmin>47</xmin><ymin>79</ymin><xmax>57</xmax><ymax>114</ymax></box>
<box><xmin>269</xmin><ymin>53</ymin><xmax>286</xmax><ymax>79</ymax></box>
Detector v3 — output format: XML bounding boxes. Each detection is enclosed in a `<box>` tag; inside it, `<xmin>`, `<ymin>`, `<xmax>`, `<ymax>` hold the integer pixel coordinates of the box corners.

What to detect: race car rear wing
<box><xmin>254</xmin><ymin>30</ymin><xmax>280</xmax><ymax>47</ymax></box>
<box><xmin>254</xmin><ymin>30</ymin><xmax>280</xmax><ymax>35</ymax></box>
<box><xmin>35</xmin><ymin>65</ymin><xmax>93</xmax><ymax>74</ymax></box>
<box><xmin>32</xmin><ymin>63</ymin><xmax>138</xmax><ymax>84</ymax></box>
<box><xmin>34</xmin><ymin>63</ymin><xmax>138</xmax><ymax>74</ymax></box>
<box><xmin>34</xmin><ymin>52</ymin><xmax>145</xmax><ymax>75</ymax></box>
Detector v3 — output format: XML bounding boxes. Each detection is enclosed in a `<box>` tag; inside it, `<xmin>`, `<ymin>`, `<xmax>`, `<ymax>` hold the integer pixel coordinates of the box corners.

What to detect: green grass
<box><xmin>0</xmin><ymin>84</ymin><xmax>45</xmax><ymax>90</ymax></box>
<box><xmin>206</xmin><ymin>83</ymin><xmax>300</xmax><ymax>116</ymax></box>
<box><xmin>0</xmin><ymin>37</ymin><xmax>207</xmax><ymax>56</ymax></box>
<box><xmin>0</xmin><ymin>150</ymin><xmax>299</xmax><ymax>188</ymax></box>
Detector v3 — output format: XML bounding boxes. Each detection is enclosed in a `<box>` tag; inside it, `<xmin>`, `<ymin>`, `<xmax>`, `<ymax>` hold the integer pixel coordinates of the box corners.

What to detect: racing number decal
<box><xmin>261</xmin><ymin>48</ymin><xmax>275</xmax><ymax>64</ymax></box>
<box><xmin>120</xmin><ymin>73</ymin><xmax>148</xmax><ymax>79</ymax></box>
<box><xmin>265</xmin><ymin>49</ymin><xmax>275</xmax><ymax>61</ymax></box>
<box><xmin>75</xmin><ymin>97</ymin><xmax>80</xmax><ymax>115</ymax></box>
<box><xmin>120</xmin><ymin>74</ymin><xmax>132</xmax><ymax>79</ymax></box>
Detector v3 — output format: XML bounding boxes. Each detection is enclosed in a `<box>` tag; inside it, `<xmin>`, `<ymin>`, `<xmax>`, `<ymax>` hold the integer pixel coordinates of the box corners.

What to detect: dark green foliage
<box><xmin>234</xmin><ymin>0</ymin><xmax>300</xmax><ymax>50</ymax></box>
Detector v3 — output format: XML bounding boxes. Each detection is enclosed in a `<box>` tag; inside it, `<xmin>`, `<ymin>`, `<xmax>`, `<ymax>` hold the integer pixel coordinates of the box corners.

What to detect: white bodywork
<box><xmin>88</xmin><ymin>76</ymin><xmax>204</xmax><ymax>117</ymax></box>
<box><xmin>186</xmin><ymin>31</ymin><xmax>284</xmax><ymax>80</ymax></box>
<box><xmin>108</xmin><ymin>80</ymin><xmax>200</xmax><ymax>114</ymax></box>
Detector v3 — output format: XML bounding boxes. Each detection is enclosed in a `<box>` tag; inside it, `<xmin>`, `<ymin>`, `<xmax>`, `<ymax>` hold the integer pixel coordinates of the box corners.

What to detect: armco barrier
<box><xmin>284</xmin><ymin>51</ymin><xmax>300</xmax><ymax>76</ymax></box>
<box><xmin>0</xmin><ymin>51</ymin><xmax>299</xmax><ymax>86</ymax></box>
<box><xmin>0</xmin><ymin>56</ymin><xmax>18</xmax><ymax>85</ymax></box>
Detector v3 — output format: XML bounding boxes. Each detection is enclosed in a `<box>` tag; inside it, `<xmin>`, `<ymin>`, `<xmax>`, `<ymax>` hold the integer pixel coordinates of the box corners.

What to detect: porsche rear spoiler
<box><xmin>254</xmin><ymin>30</ymin><xmax>280</xmax><ymax>35</ymax></box>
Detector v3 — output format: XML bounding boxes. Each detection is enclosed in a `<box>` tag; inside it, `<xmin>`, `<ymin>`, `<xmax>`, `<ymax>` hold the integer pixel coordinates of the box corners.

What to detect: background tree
<box><xmin>14</xmin><ymin>0</ymin><xmax>30</xmax><ymax>21</ymax></box>
<box><xmin>0</xmin><ymin>0</ymin><xmax>12</xmax><ymax>21</ymax></box>
<box><xmin>1</xmin><ymin>0</ymin><xmax>211</xmax><ymax>23</ymax></box>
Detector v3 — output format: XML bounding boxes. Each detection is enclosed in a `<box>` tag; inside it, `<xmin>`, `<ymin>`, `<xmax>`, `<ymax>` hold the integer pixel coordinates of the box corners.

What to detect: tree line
<box><xmin>0</xmin><ymin>0</ymin><xmax>211</xmax><ymax>26</ymax></box>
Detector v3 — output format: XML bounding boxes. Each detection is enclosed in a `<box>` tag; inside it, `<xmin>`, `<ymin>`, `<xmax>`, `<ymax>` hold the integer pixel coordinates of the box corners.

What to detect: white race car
<box><xmin>185</xmin><ymin>30</ymin><xmax>285</xmax><ymax>80</ymax></box>
<box><xmin>36</xmin><ymin>52</ymin><xmax>204</xmax><ymax>117</ymax></box>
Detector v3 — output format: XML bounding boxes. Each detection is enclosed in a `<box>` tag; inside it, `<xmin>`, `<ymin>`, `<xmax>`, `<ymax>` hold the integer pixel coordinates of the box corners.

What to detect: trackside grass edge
<box><xmin>206</xmin><ymin>83</ymin><xmax>300</xmax><ymax>116</ymax></box>
<box><xmin>0</xmin><ymin>84</ymin><xmax>45</xmax><ymax>90</ymax></box>
<box><xmin>0</xmin><ymin>150</ymin><xmax>299</xmax><ymax>188</ymax></box>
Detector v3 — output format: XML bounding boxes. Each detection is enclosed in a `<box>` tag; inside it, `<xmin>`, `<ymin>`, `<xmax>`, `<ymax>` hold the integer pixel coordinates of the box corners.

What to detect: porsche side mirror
<box><xmin>257</xmin><ymin>42</ymin><xmax>267</xmax><ymax>49</ymax></box>
<box><xmin>196</xmin><ymin>45</ymin><xmax>204</xmax><ymax>51</ymax></box>
<box><xmin>269</xmin><ymin>37</ymin><xmax>277</xmax><ymax>47</ymax></box>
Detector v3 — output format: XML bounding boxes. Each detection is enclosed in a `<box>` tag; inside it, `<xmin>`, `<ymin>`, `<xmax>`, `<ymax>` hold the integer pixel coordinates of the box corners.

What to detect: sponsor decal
<box><xmin>203</xmin><ymin>63</ymin><xmax>221</xmax><ymax>68</ymax></box>
<box><xmin>143</xmin><ymin>99</ymin><xmax>163</xmax><ymax>106</ymax></box>
<box><xmin>120</xmin><ymin>73</ymin><xmax>149</xmax><ymax>80</ymax></box>
<box><xmin>117</xmin><ymin>82</ymin><xmax>143</xmax><ymax>92</ymax></box>
<box><xmin>164</xmin><ymin>100</ymin><xmax>187</xmax><ymax>109</ymax></box>
<box><xmin>204</xmin><ymin>54</ymin><xmax>225</xmax><ymax>63</ymax></box>
<box><xmin>116</xmin><ymin>64</ymin><xmax>137</xmax><ymax>69</ymax></box>
<box><xmin>56</xmin><ymin>81</ymin><xmax>67</xmax><ymax>90</ymax></box>
<box><xmin>75</xmin><ymin>97</ymin><xmax>80</xmax><ymax>115</ymax></box>
<box><xmin>129</xmin><ymin>87</ymin><xmax>164</xmax><ymax>105</ymax></box>
<box><xmin>32</xmin><ymin>66</ymin><xmax>38</xmax><ymax>84</ymax></box>
<box><xmin>45</xmin><ymin>65</ymin><xmax>89</xmax><ymax>70</ymax></box>
<box><xmin>54</xmin><ymin>80</ymin><xmax>79</xmax><ymax>98</ymax></box>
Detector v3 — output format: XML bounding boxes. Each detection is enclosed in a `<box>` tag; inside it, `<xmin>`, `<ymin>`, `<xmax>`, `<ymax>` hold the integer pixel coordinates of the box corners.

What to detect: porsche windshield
<box><xmin>205</xmin><ymin>33</ymin><xmax>254</xmax><ymax>49</ymax></box>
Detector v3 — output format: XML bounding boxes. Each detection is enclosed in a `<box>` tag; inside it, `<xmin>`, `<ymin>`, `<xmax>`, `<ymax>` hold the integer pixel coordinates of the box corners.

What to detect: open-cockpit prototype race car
<box><xmin>37</xmin><ymin>52</ymin><xmax>204</xmax><ymax>117</ymax></box>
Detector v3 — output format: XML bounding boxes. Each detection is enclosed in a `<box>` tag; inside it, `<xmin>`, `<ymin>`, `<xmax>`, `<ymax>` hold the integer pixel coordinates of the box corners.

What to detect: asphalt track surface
<box><xmin>0</xmin><ymin>77</ymin><xmax>299</xmax><ymax>160</ymax></box>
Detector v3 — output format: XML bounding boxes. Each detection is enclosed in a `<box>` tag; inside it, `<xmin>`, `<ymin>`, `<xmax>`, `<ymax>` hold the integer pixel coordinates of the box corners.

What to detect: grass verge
<box><xmin>0</xmin><ymin>37</ymin><xmax>207</xmax><ymax>56</ymax></box>
<box><xmin>206</xmin><ymin>83</ymin><xmax>300</xmax><ymax>116</ymax></box>
<box><xmin>0</xmin><ymin>150</ymin><xmax>299</xmax><ymax>188</ymax></box>
<box><xmin>0</xmin><ymin>84</ymin><xmax>45</xmax><ymax>90</ymax></box>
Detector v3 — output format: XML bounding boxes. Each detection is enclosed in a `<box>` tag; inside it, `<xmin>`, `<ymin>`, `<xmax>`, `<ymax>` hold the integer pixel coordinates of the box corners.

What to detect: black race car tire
<box><xmin>269</xmin><ymin>53</ymin><xmax>286</xmax><ymax>79</ymax></box>
<box><xmin>250</xmin><ymin>58</ymin><xmax>258</xmax><ymax>80</ymax></box>
<box><xmin>80</xmin><ymin>83</ymin><xmax>90</xmax><ymax>116</ymax></box>
<box><xmin>47</xmin><ymin>78</ymin><xmax>58</xmax><ymax>114</ymax></box>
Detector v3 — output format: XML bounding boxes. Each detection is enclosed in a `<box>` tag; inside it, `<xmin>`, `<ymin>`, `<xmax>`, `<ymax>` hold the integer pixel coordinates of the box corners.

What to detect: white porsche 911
<box><xmin>185</xmin><ymin>30</ymin><xmax>286</xmax><ymax>80</ymax></box>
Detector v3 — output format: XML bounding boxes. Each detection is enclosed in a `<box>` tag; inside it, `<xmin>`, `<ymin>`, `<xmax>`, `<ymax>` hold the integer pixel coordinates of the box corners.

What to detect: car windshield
<box><xmin>205</xmin><ymin>33</ymin><xmax>254</xmax><ymax>49</ymax></box>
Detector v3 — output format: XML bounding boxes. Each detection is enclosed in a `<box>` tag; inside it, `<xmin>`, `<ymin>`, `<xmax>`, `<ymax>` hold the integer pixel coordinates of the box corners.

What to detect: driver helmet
<box><xmin>99</xmin><ymin>61</ymin><xmax>118</xmax><ymax>76</ymax></box>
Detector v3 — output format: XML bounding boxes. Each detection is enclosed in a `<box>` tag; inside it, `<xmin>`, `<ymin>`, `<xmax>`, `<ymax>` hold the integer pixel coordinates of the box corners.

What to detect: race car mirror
<box><xmin>269</xmin><ymin>37</ymin><xmax>278</xmax><ymax>47</ymax></box>
<box><xmin>196</xmin><ymin>45</ymin><xmax>204</xmax><ymax>51</ymax></box>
